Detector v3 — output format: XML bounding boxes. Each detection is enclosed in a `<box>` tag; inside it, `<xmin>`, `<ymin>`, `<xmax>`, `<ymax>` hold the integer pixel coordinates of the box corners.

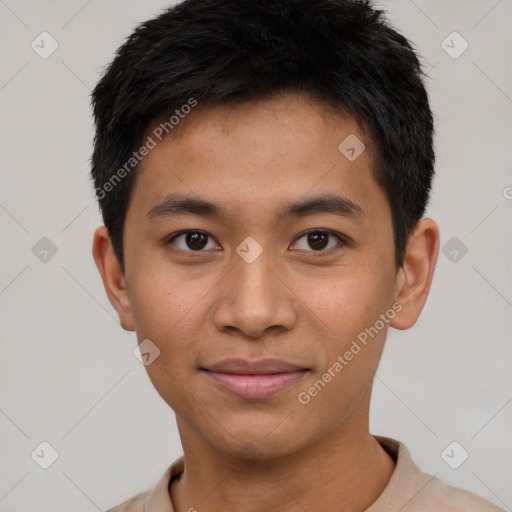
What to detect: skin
<box><xmin>93</xmin><ymin>93</ymin><xmax>439</xmax><ymax>512</ymax></box>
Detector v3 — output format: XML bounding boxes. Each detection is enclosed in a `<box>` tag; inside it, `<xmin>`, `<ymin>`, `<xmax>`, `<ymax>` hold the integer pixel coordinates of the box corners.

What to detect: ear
<box><xmin>92</xmin><ymin>226</ymin><xmax>135</xmax><ymax>331</ymax></box>
<box><xmin>390</xmin><ymin>218</ymin><xmax>439</xmax><ymax>330</ymax></box>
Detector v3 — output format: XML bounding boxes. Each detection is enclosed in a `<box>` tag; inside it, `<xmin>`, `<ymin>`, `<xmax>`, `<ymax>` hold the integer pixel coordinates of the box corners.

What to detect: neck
<box><xmin>170</xmin><ymin>406</ymin><xmax>395</xmax><ymax>512</ymax></box>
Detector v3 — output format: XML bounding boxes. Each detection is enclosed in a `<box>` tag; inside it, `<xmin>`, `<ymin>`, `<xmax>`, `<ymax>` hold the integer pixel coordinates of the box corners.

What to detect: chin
<box><xmin>221</xmin><ymin>438</ymin><xmax>299</xmax><ymax>462</ymax></box>
<box><xmin>205</xmin><ymin>418</ymin><xmax>309</xmax><ymax>461</ymax></box>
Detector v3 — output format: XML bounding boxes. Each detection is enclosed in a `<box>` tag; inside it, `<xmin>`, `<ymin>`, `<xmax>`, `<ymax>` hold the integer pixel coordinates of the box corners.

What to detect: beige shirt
<box><xmin>106</xmin><ymin>437</ymin><xmax>503</xmax><ymax>512</ymax></box>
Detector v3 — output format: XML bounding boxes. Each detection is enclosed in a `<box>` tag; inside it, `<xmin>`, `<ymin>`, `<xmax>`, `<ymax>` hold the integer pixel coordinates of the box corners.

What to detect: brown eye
<box><xmin>292</xmin><ymin>230</ymin><xmax>343</xmax><ymax>252</ymax></box>
<box><xmin>168</xmin><ymin>231</ymin><xmax>219</xmax><ymax>252</ymax></box>
<box><xmin>307</xmin><ymin>232</ymin><xmax>329</xmax><ymax>250</ymax></box>
<box><xmin>185</xmin><ymin>232</ymin><xmax>208</xmax><ymax>250</ymax></box>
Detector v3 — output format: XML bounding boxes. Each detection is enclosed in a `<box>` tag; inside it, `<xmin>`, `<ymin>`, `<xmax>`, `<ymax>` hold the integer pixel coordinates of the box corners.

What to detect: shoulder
<box><xmin>373</xmin><ymin>436</ymin><xmax>504</xmax><ymax>512</ymax></box>
<box><xmin>105</xmin><ymin>489</ymin><xmax>149</xmax><ymax>512</ymax></box>
<box><xmin>104</xmin><ymin>456</ymin><xmax>184</xmax><ymax>512</ymax></box>
<box><xmin>411</xmin><ymin>474</ymin><xmax>504</xmax><ymax>511</ymax></box>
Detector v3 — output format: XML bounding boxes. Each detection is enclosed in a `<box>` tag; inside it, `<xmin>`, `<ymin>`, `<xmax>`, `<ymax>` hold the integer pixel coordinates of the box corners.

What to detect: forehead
<box><xmin>129</xmin><ymin>93</ymin><xmax>386</xmax><ymax>223</ymax></box>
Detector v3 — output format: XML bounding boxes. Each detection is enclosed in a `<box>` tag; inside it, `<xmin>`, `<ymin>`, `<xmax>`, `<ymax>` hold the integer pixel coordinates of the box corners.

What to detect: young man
<box><xmin>90</xmin><ymin>0</ymin><xmax>502</xmax><ymax>510</ymax></box>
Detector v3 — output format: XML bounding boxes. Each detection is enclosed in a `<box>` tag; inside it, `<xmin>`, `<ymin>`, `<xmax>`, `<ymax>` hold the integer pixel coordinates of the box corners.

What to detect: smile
<box><xmin>201</xmin><ymin>358</ymin><xmax>310</xmax><ymax>400</ymax></box>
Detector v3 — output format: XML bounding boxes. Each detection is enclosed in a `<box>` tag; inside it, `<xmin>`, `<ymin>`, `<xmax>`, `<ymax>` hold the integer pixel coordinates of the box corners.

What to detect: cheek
<box><xmin>134</xmin><ymin>296</ymin><xmax>203</xmax><ymax>415</ymax></box>
<box><xmin>293</xmin><ymin>260</ymin><xmax>395</xmax><ymax>396</ymax></box>
<box><xmin>127</xmin><ymin>270</ymin><xmax>206</xmax><ymax>392</ymax></box>
<box><xmin>295</xmin><ymin>323</ymin><xmax>389</xmax><ymax>433</ymax></box>
<box><xmin>292</xmin><ymin>263</ymin><xmax>393</xmax><ymax>337</ymax></box>
<box><xmin>128</xmin><ymin>259</ymin><xmax>208</xmax><ymax>339</ymax></box>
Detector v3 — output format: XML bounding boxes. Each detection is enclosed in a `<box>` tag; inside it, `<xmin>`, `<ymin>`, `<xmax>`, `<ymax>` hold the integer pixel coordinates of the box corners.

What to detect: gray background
<box><xmin>0</xmin><ymin>0</ymin><xmax>511</xmax><ymax>510</ymax></box>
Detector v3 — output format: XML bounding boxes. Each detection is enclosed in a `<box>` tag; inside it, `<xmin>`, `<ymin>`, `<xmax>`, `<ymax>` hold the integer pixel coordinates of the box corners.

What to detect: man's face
<box><xmin>122</xmin><ymin>94</ymin><xmax>400</xmax><ymax>458</ymax></box>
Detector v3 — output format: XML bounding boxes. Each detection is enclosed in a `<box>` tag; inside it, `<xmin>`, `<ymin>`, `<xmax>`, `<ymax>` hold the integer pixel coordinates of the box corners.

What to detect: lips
<box><xmin>202</xmin><ymin>358</ymin><xmax>309</xmax><ymax>400</ymax></box>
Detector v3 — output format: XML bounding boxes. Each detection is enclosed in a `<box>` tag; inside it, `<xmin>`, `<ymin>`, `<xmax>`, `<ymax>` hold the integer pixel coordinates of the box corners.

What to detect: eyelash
<box><xmin>165</xmin><ymin>229</ymin><xmax>346</xmax><ymax>256</ymax></box>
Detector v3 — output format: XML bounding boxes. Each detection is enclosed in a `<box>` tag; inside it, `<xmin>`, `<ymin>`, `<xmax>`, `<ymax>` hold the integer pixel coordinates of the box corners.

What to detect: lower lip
<box><xmin>204</xmin><ymin>370</ymin><xmax>307</xmax><ymax>400</ymax></box>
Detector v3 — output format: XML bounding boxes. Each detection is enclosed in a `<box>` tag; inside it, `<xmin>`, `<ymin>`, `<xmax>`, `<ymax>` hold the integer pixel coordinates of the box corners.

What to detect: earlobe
<box><xmin>390</xmin><ymin>218</ymin><xmax>439</xmax><ymax>330</ymax></box>
<box><xmin>92</xmin><ymin>226</ymin><xmax>135</xmax><ymax>331</ymax></box>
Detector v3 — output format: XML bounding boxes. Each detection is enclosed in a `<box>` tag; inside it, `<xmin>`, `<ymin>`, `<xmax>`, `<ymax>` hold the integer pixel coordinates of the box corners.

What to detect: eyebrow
<box><xmin>277</xmin><ymin>193</ymin><xmax>363</xmax><ymax>219</ymax></box>
<box><xmin>147</xmin><ymin>195</ymin><xmax>223</xmax><ymax>219</ymax></box>
<box><xmin>146</xmin><ymin>193</ymin><xmax>363</xmax><ymax>221</ymax></box>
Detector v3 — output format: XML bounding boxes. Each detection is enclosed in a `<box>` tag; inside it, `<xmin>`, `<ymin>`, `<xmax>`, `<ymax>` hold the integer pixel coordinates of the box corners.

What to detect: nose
<box><xmin>212</xmin><ymin>246</ymin><xmax>298</xmax><ymax>340</ymax></box>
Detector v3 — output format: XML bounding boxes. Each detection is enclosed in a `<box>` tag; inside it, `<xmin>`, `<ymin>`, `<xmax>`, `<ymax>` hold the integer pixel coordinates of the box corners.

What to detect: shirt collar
<box><xmin>144</xmin><ymin>456</ymin><xmax>184</xmax><ymax>512</ymax></box>
<box><xmin>143</xmin><ymin>436</ymin><xmax>417</xmax><ymax>512</ymax></box>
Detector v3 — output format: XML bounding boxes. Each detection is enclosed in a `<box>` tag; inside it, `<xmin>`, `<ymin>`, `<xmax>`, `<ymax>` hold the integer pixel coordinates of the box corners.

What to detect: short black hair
<box><xmin>91</xmin><ymin>0</ymin><xmax>435</xmax><ymax>272</ymax></box>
